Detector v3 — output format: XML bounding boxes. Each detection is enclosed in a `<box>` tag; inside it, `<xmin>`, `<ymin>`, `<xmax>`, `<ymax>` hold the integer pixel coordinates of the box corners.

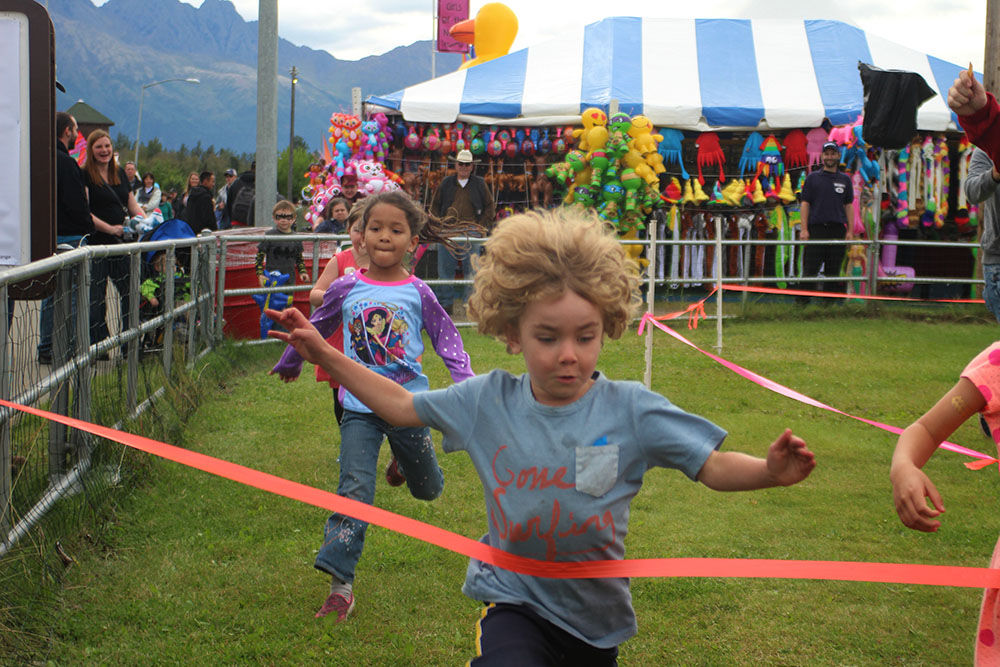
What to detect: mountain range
<box><xmin>48</xmin><ymin>0</ymin><xmax>462</xmax><ymax>155</ymax></box>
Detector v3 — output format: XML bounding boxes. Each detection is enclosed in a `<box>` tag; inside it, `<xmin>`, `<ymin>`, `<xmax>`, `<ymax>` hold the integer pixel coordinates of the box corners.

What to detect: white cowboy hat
<box><xmin>450</xmin><ymin>149</ymin><xmax>477</xmax><ymax>164</ymax></box>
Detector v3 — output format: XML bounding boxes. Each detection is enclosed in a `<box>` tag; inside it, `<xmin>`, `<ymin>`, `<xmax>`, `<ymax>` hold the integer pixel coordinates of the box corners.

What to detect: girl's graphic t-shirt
<box><xmin>273</xmin><ymin>270</ymin><xmax>472</xmax><ymax>413</ymax></box>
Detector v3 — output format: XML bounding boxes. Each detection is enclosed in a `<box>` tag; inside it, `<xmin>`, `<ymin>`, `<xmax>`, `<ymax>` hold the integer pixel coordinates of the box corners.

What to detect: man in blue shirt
<box><xmin>798</xmin><ymin>141</ymin><xmax>854</xmax><ymax>303</ymax></box>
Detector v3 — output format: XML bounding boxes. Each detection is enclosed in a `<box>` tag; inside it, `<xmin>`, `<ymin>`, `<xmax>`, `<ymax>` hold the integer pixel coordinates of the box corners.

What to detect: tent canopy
<box><xmin>368</xmin><ymin>17</ymin><xmax>970</xmax><ymax>132</ymax></box>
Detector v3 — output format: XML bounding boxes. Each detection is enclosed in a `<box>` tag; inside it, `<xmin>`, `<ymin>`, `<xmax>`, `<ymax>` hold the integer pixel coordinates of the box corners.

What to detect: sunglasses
<box><xmin>275</xmin><ymin>214</ymin><xmax>296</xmax><ymax>220</ymax></box>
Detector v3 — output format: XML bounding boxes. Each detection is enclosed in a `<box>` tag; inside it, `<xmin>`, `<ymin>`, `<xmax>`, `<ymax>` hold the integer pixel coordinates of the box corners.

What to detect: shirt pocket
<box><xmin>574</xmin><ymin>444</ymin><xmax>619</xmax><ymax>497</ymax></box>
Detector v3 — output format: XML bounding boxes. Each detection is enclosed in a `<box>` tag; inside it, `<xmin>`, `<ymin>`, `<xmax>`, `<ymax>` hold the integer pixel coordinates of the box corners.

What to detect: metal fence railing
<box><xmin>0</xmin><ymin>223</ymin><xmax>987</xmax><ymax>649</ymax></box>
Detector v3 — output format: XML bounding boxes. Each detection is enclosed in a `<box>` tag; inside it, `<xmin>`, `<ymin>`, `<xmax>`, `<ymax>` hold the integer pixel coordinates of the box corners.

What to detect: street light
<box><xmin>135</xmin><ymin>77</ymin><xmax>200</xmax><ymax>167</ymax></box>
<box><xmin>286</xmin><ymin>66</ymin><xmax>298</xmax><ymax>201</ymax></box>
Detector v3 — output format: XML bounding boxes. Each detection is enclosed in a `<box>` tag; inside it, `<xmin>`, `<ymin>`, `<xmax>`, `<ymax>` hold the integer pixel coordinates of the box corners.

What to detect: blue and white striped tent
<box><xmin>368</xmin><ymin>17</ymin><xmax>971</xmax><ymax>132</ymax></box>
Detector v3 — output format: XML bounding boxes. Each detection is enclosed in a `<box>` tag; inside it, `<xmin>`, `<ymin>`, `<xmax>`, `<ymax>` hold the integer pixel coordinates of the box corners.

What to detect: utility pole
<box><xmin>256</xmin><ymin>0</ymin><xmax>278</xmax><ymax>227</ymax></box>
<box><xmin>286</xmin><ymin>66</ymin><xmax>297</xmax><ymax>202</ymax></box>
<box><xmin>987</xmin><ymin>0</ymin><xmax>1000</xmax><ymax>94</ymax></box>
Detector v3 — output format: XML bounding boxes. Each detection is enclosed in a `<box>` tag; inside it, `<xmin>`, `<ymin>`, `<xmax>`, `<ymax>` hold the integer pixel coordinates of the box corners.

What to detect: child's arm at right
<box><xmin>890</xmin><ymin>377</ymin><xmax>985</xmax><ymax>532</ymax></box>
<box><xmin>266</xmin><ymin>307</ymin><xmax>424</xmax><ymax>427</ymax></box>
<box><xmin>309</xmin><ymin>256</ymin><xmax>340</xmax><ymax>308</ymax></box>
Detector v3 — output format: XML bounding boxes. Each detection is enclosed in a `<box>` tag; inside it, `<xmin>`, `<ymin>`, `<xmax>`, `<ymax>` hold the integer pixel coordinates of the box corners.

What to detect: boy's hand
<box><xmin>948</xmin><ymin>66</ymin><xmax>986</xmax><ymax>116</ymax></box>
<box><xmin>891</xmin><ymin>463</ymin><xmax>944</xmax><ymax>532</ymax></box>
<box><xmin>266</xmin><ymin>307</ymin><xmax>330</xmax><ymax>374</ymax></box>
<box><xmin>766</xmin><ymin>429</ymin><xmax>816</xmax><ymax>486</ymax></box>
<box><xmin>299</xmin><ymin>272</ymin><xmax>309</xmax><ymax>283</ymax></box>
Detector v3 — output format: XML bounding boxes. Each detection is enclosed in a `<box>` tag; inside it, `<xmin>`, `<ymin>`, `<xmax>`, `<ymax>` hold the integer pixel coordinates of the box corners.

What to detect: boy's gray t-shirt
<box><xmin>412</xmin><ymin>369</ymin><xmax>725</xmax><ymax>648</ymax></box>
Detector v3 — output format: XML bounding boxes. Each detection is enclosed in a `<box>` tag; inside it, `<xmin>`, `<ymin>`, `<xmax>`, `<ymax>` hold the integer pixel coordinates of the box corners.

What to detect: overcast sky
<box><xmin>96</xmin><ymin>0</ymin><xmax>987</xmax><ymax>68</ymax></box>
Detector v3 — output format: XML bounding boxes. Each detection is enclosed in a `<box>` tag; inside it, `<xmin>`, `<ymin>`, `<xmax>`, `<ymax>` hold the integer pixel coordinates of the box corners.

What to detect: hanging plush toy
<box><xmin>752</xmin><ymin>135</ymin><xmax>785</xmax><ymax>198</ymax></box>
<box><xmin>738</xmin><ymin>132</ymin><xmax>765</xmax><ymax>178</ymax></box>
<box><xmin>658</xmin><ymin>128</ymin><xmax>689</xmax><ymax>180</ymax></box>
<box><xmin>573</xmin><ymin>108</ymin><xmax>607</xmax><ymax>152</ymax></box>
<box><xmin>805</xmin><ymin>127</ymin><xmax>829</xmax><ymax>167</ymax></box>
<box><xmin>404</xmin><ymin>124</ymin><xmax>422</xmax><ymax>151</ymax></box>
<box><xmin>627</xmin><ymin>115</ymin><xmax>662</xmax><ymax>155</ymax></box>
<box><xmin>695</xmin><ymin>132</ymin><xmax>725</xmax><ymax>185</ymax></box>
<box><xmin>586</xmin><ymin>126</ymin><xmax>611</xmax><ymax>190</ymax></box>
<box><xmin>783</xmin><ymin>129</ymin><xmax>808</xmax><ymax>170</ymax></box>
<box><xmin>538</xmin><ymin>128</ymin><xmax>552</xmax><ymax>156</ymax></box>
<box><xmin>552</xmin><ymin>127</ymin><xmax>567</xmax><ymax>155</ymax></box>
<box><xmin>469</xmin><ymin>125</ymin><xmax>486</xmax><ymax>156</ymax></box>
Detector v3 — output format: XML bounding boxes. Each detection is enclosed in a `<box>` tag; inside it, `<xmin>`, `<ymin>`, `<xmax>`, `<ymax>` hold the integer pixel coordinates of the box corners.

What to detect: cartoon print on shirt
<box><xmin>347</xmin><ymin>301</ymin><xmax>418</xmax><ymax>384</ymax></box>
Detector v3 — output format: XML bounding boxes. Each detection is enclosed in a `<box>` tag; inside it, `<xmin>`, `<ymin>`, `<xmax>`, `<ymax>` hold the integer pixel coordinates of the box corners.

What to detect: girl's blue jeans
<box><xmin>314</xmin><ymin>409</ymin><xmax>443</xmax><ymax>583</ymax></box>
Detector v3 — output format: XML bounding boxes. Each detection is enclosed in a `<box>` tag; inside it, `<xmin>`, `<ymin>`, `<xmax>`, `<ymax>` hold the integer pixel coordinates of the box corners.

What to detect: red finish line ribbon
<box><xmin>3</xmin><ymin>398</ymin><xmax>999</xmax><ymax>588</ymax></box>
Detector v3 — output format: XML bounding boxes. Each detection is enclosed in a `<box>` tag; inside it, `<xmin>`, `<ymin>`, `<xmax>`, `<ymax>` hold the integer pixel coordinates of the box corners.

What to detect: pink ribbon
<box><xmin>638</xmin><ymin>312</ymin><xmax>997</xmax><ymax>467</ymax></box>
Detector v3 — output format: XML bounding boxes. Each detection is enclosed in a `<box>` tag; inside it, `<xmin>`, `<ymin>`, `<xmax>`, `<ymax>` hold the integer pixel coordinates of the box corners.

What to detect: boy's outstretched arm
<box><xmin>265</xmin><ymin>307</ymin><xmax>425</xmax><ymax>427</ymax></box>
<box><xmin>890</xmin><ymin>377</ymin><xmax>984</xmax><ymax>533</ymax></box>
<box><xmin>696</xmin><ymin>429</ymin><xmax>815</xmax><ymax>491</ymax></box>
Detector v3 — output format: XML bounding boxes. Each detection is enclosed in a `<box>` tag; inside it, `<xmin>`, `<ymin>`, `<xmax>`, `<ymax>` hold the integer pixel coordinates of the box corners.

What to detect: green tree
<box><xmin>277</xmin><ymin>135</ymin><xmax>317</xmax><ymax>203</ymax></box>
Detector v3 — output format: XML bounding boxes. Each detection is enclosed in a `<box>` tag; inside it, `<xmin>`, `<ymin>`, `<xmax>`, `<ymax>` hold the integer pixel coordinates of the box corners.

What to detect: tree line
<box><xmin>116</xmin><ymin>133</ymin><xmax>316</xmax><ymax>202</ymax></box>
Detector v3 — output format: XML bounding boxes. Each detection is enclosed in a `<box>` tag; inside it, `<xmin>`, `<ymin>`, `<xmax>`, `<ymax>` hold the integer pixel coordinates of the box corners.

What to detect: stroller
<box><xmin>138</xmin><ymin>219</ymin><xmax>196</xmax><ymax>351</ymax></box>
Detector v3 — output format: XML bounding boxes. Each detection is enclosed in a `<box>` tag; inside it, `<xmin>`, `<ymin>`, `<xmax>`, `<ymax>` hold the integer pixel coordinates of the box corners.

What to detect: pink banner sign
<box><xmin>437</xmin><ymin>0</ymin><xmax>470</xmax><ymax>54</ymax></box>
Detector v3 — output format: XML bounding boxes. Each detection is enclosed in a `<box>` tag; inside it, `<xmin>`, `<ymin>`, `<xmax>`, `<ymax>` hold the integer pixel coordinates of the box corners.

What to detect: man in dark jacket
<box><xmin>183</xmin><ymin>170</ymin><xmax>216</xmax><ymax>232</ymax></box>
<box><xmin>428</xmin><ymin>149</ymin><xmax>495</xmax><ymax>314</ymax></box>
<box><xmin>38</xmin><ymin>112</ymin><xmax>93</xmax><ymax>364</ymax></box>
<box><xmin>226</xmin><ymin>162</ymin><xmax>256</xmax><ymax>227</ymax></box>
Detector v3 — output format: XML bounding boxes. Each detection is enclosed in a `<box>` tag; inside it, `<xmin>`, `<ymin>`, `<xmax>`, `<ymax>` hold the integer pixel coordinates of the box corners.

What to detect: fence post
<box><xmin>715</xmin><ymin>214</ymin><xmax>724</xmax><ymax>352</ymax></box>
<box><xmin>216</xmin><ymin>237</ymin><xmax>227</xmax><ymax>342</ymax></box>
<box><xmin>0</xmin><ymin>283</ymin><xmax>10</xmax><ymax>545</ymax></box>
<box><xmin>163</xmin><ymin>248</ymin><xmax>176</xmax><ymax>377</ymax></box>
<box><xmin>73</xmin><ymin>257</ymin><xmax>93</xmax><ymax>459</ymax></box>
<box><xmin>643</xmin><ymin>212</ymin><xmax>658</xmax><ymax>389</ymax></box>
<box><xmin>867</xmin><ymin>237</ymin><xmax>880</xmax><ymax>306</ymax></box>
<box><xmin>127</xmin><ymin>250</ymin><xmax>141</xmax><ymax>412</ymax></box>
<box><xmin>188</xmin><ymin>241</ymin><xmax>202</xmax><ymax>364</ymax></box>
<box><xmin>204</xmin><ymin>235</ymin><xmax>218</xmax><ymax>348</ymax></box>
<box><xmin>48</xmin><ymin>266</ymin><xmax>72</xmax><ymax>481</ymax></box>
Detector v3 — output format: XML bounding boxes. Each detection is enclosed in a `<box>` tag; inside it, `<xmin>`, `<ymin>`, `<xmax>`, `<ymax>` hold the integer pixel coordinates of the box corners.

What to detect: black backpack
<box><xmin>230</xmin><ymin>181</ymin><xmax>255</xmax><ymax>225</ymax></box>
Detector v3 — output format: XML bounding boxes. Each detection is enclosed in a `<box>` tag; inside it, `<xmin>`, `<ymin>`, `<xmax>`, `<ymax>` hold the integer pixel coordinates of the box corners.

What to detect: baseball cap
<box><xmin>224</xmin><ymin>168</ymin><xmax>237</xmax><ymax>176</ymax></box>
<box><xmin>822</xmin><ymin>141</ymin><xmax>839</xmax><ymax>152</ymax></box>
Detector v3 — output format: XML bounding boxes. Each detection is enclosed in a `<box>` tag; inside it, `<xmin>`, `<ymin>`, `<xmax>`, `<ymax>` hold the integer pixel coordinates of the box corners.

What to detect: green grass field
<box><xmin>36</xmin><ymin>307</ymin><xmax>1000</xmax><ymax>664</ymax></box>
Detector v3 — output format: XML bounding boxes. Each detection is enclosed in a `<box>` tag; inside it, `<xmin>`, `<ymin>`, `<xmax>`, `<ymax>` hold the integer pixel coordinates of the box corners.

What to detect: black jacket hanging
<box><xmin>857</xmin><ymin>62</ymin><xmax>936</xmax><ymax>149</ymax></box>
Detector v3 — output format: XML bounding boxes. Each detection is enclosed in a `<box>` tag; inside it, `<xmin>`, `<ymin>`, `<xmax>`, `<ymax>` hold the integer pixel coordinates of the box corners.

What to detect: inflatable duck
<box><xmin>449</xmin><ymin>3</ymin><xmax>518</xmax><ymax>70</ymax></box>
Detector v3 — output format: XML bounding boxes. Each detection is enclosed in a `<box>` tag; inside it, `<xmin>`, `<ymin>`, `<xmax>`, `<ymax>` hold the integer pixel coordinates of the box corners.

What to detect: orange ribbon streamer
<box><xmin>5</xmin><ymin>397</ymin><xmax>999</xmax><ymax>587</ymax></box>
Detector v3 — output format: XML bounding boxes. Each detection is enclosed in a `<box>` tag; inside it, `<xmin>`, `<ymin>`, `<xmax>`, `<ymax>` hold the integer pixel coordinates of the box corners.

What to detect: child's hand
<box><xmin>765</xmin><ymin>429</ymin><xmax>816</xmax><ymax>486</ymax></box>
<box><xmin>265</xmin><ymin>307</ymin><xmax>330</xmax><ymax>372</ymax></box>
<box><xmin>948</xmin><ymin>65</ymin><xmax>986</xmax><ymax>116</ymax></box>
<box><xmin>258</xmin><ymin>275</ymin><xmax>267</xmax><ymax>287</ymax></box>
<box><xmin>299</xmin><ymin>272</ymin><xmax>309</xmax><ymax>283</ymax></box>
<box><xmin>891</xmin><ymin>463</ymin><xmax>944</xmax><ymax>532</ymax></box>
<box><xmin>149</xmin><ymin>297</ymin><xmax>159</xmax><ymax>308</ymax></box>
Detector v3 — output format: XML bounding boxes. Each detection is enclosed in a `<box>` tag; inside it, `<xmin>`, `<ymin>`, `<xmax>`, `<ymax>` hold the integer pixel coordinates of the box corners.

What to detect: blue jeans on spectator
<box><xmin>436</xmin><ymin>241</ymin><xmax>480</xmax><ymax>311</ymax></box>
<box><xmin>314</xmin><ymin>409</ymin><xmax>443</xmax><ymax>583</ymax></box>
<box><xmin>38</xmin><ymin>236</ymin><xmax>85</xmax><ymax>358</ymax></box>
<box><xmin>984</xmin><ymin>263</ymin><xmax>1000</xmax><ymax>323</ymax></box>
<box><xmin>89</xmin><ymin>252</ymin><xmax>131</xmax><ymax>346</ymax></box>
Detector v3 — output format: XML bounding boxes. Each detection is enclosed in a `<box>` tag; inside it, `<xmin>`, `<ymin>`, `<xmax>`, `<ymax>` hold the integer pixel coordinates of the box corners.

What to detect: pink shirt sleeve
<box><xmin>960</xmin><ymin>342</ymin><xmax>1000</xmax><ymax>442</ymax></box>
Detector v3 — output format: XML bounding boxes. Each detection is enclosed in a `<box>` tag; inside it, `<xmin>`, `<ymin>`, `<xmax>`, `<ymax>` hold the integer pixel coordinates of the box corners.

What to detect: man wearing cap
<box><xmin>216</xmin><ymin>168</ymin><xmax>237</xmax><ymax>229</ymax></box>
<box><xmin>429</xmin><ymin>149</ymin><xmax>495</xmax><ymax>315</ymax></box>
<box><xmin>339</xmin><ymin>173</ymin><xmax>363</xmax><ymax>209</ymax></box>
<box><xmin>798</xmin><ymin>141</ymin><xmax>854</xmax><ymax>303</ymax></box>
